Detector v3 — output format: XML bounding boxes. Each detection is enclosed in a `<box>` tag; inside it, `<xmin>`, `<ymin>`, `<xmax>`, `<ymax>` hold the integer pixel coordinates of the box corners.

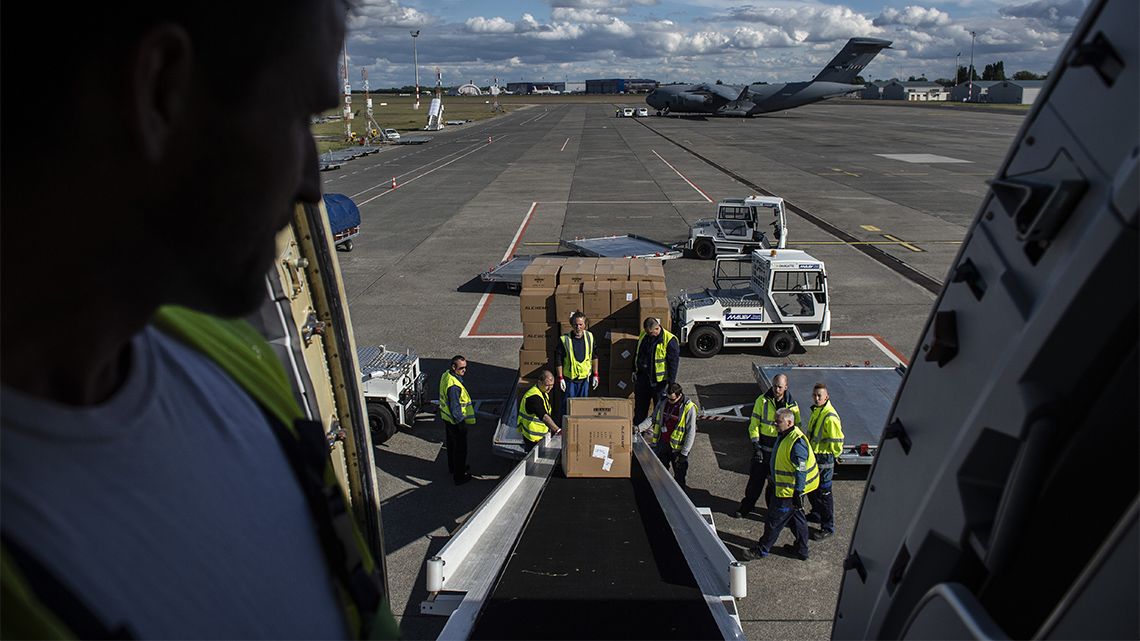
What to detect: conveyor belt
<box><xmin>469</xmin><ymin>457</ymin><xmax>723</xmax><ymax>640</ymax></box>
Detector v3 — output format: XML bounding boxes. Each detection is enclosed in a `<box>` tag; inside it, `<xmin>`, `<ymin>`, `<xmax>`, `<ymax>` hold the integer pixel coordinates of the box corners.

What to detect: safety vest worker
<box><xmin>771</xmin><ymin>426</ymin><xmax>820</xmax><ymax>498</ymax></box>
<box><xmin>636</xmin><ymin>326</ymin><xmax>678</xmax><ymax>383</ymax></box>
<box><xmin>559</xmin><ymin>331</ymin><xmax>594</xmax><ymax>380</ymax></box>
<box><xmin>438</xmin><ymin>370</ymin><xmax>475</xmax><ymax>425</ymax></box>
<box><xmin>807</xmin><ymin>399</ymin><xmax>843</xmax><ymax>456</ymax></box>
<box><xmin>517</xmin><ymin>383</ymin><xmax>553</xmax><ymax>443</ymax></box>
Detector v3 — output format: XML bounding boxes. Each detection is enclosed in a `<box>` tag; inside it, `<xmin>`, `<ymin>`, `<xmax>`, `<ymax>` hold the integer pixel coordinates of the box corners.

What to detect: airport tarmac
<box><xmin>322</xmin><ymin>100</ymin><xmax>1025</xmax><ymax>639</ymax></box>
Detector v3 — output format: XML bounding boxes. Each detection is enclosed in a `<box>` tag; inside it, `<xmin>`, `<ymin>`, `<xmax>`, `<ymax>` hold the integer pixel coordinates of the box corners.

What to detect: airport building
<box><xmin>585</xmin><ymin>78</ymin><xmax>659</xmax><ymax>94</ymax></box>
<box><xmin>505</xmin><ymin>82</ymin><xmax>567</xmax><ymax>94</ymax></box>
<box><xmin>950</xmin><ymin>80</ymin><xmax>1000</xmax><ymax>102</ymax></box>
<box><xmin>860</xmin><ymin>80</ymin><xmax>891</xmax><ymax>99</ymax></box>
<box><xmin>986</xmin><ymin>79</ymin><xmax>1045</xmax><ymax>104</ymax></box>
<box><xmin>882</xmin><ymin>80</ymin><xmax>949</xmax><ymax>101</ymax></box>
<box><xmin>454</xmin><ymin>83</ymin><xmax>482</xmax><ymax>96</ymax></box>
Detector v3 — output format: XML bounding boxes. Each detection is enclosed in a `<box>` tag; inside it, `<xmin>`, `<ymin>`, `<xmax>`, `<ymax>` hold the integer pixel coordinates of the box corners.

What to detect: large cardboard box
<box><xmin>609</xmin><ymin>331</ymin><xmax>638</xmax><ymax>370</ymax></box>
<box><xmin>531</xmin><ymin>256</ymin><xmax>567</xmax><ymax>267</ymax></box>
<box><xmin>606</xmin><ymin>281</ymin><xmax>639</xmax><ymax>318</ymax></box>
<box><xmin>521</xmin><ymin>263</ymin><xmax>561</xmax><ymax>290</ymax></box>
<box><xmin>608</xmin><ymin>368</ymin><xmax>635</xmax><ymax>399</ymax></box>
<box><xmin>555</xmin><ymin>283</ymin><xmax>583</xmax><ymax>321</ymax></box>
<box><xmin>520</xmin><ymin>290</ymin><xmax>555</xmax><ymax>323</ymax></box>
<box><xmin>629</xmin><ymin>259</ymin><xmax>666</xmax><ymax>284</ymax></box>
<box><xmin>519</xmin><ymin>349</ymin><xmax>551</xmax><ymax>380</ymax></box>
<box><xmin>559</xmin><ymin>258</ymin><xmax>597</xmax><ymax>285</ymax></box>
<box><xmin>561</xmin><ymin>416</ymin><xmax>632</xmax><ymax>478</ymax></box>
<box><xmin>638</xmin><ymin>280</ymin><xmax>667</xmax><ymax>297</ymax></box>
<box><xmin>580</xmin><ymin>282</ymin><xmax>611</xmax><ymax>319</ymax></box>
<box><xmin>567</xmin><ymin>397</ymin><xmax>634</xmax><ymax>421</ymax></box>
<box><xmin>522</xmin><ymin>323</ymin><xmax>559</xmax><ymax>353</ymax></box>
<box><xmin>594</xmin><ymin>262</ymin><xmax>629</xmax><ymax>282</ymax></box>
<box><xmin>639</xmin><ymin>296</ymin><xmax>672</xmax><ymax>331</ymax></box>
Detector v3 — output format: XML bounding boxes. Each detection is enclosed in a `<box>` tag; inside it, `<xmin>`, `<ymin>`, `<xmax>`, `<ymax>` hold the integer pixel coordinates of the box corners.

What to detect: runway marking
<box><xmin>560</xmin><ymin>137</ymin><xmax>570</xmax><ymax>152</ymax></box>
<box><xmin>860</xmin><ymin>225</ymin><xmax>881</xmax><ymax>232</ymax></box>
<box><xmin>349</xmin><ymin>137</ymin><xmax>506</xmax><ymax>199</ymax></box>
<box><xmin>830</xmin><ymin>167</ymin><xmax>861</xmax><ymax>177</ymax></box>
<box><xmin>791</xmin><ymin>240</ymin><xmax>958</xmax><ymax>247</ymax></box>
<box><xmin>876</xmin><ymin>153</ymin><xmax>972</xmax><ymax>164</ymax></box>
<box><xmin>832</xmin><ymin>334</ymin><xmax>908</xmax><ymax>366</ymax></box>
<box><xmin>881</xmin><ymin>234</ymin><xmax>924</xmax><ymax>252</ymax></box>
<box><xmin>355</xmin><ymin>138</ymin><xmax>503</xmax><ymax>207</ymax></box>
<box><xmin>651</xmin><ymin>150</ymin><xmax>713</xmax><ymax>203</ymax></box>
<box><xmin>461</xmin><ymin>202</ymin><xmax>539</xmax><ymax>339</ymax></box>
<box><xmin>538</xmin><ymin>200</ymin><xmax>710</xmax><ymax>204</ymax></box>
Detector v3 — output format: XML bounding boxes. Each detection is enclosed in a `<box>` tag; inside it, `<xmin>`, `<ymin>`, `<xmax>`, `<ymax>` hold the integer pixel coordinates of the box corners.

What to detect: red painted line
<box><xmin>833</xmin><ymin>333</ymin><xmax>910</xmax><ymax>365</ymax></box>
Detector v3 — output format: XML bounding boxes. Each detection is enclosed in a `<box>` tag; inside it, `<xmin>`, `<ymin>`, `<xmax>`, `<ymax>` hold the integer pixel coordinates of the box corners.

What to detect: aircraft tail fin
<box><xmin>812</xmin><ymin>37</ymin><xmax>892</xmax><ymax>84</ymax></box>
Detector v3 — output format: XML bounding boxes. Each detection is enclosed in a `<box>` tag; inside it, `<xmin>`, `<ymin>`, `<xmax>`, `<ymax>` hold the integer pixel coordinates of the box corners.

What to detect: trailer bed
<box><xmin>753</xmin><ymin>365</ymin><xmax>904</xmax><ymax>465</ymax></box>
<box><xmin>562</xmin><ymin>235</ymin><xmax>682</xmax><ymax>260</ymax></box>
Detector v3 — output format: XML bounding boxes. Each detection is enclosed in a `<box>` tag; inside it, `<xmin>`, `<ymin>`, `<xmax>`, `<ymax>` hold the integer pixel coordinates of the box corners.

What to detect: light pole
<box><xmin>968</xmin><ymin>30</ymin><xmax>976</xmax><ymax>101</ymax></box>
<box><xmin>955</xmin><ymin>51</ymin><xmax>961</xmax><ymax>86</ymax></box>
<box><xmin>411</xmin><ymin>30</ymin><xmax>420</xmax><ymax>110</ymax></box>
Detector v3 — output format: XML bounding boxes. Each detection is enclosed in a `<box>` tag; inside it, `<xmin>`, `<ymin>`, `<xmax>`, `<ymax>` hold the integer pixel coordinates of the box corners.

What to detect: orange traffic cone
<box><xmin>391</xmin><ymin>176</ymin><xmax>397</xmax><ymax>189</ymax></box>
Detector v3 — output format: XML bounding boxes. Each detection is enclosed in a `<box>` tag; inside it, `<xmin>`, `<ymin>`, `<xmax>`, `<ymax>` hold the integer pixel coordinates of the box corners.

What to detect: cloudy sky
<box><xmin>344</xmin><ymin>0</ymin><xmax>1087</xmax><ymax>88</ymax></box>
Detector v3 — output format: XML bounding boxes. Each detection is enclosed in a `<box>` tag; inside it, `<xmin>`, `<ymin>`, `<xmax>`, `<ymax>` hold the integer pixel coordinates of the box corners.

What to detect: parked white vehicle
<box><xmin>636</xmin><ymin>107</ymin><xmax>649</xmax><ymax>117</ymax></box>
<box><xmin>622</xmin><ymin>107</ymin><xmax>634</xmax><ymax>117</ymax></box>
<box><xmin>687</xmin><ymin>196</ymin><xmax>788</xmax><ymax>259</ymax></box>
<box><xmin>383</xmin><ymin>128</ymin><xmax>401</xmax><ymax>141</ymax></box>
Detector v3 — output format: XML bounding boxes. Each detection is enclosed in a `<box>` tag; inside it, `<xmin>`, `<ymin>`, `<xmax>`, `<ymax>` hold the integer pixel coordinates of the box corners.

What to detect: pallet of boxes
<box><xmin>517</xmin><ymin>256</ymin><xmax>669</xmax><ymax>478</ymax></box>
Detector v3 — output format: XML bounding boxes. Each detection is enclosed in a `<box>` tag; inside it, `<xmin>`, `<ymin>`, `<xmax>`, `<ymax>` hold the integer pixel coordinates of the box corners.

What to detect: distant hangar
<box><xmin>586</xmin><ymin>79</ymin><xmax>658</xmax><ymax>94</ymax></box>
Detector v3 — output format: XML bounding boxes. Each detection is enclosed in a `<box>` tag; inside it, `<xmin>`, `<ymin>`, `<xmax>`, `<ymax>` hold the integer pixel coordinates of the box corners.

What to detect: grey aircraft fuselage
<box><xmin>646</xmin><ymin>81</ymin><xmax>864</xmax><ymax>117</ymax></box>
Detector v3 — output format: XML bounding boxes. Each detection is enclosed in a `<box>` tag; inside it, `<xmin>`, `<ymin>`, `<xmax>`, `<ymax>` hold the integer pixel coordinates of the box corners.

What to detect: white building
<box><xmin>950</xmin><ymin>80</ymin><xmax>1000</xmax><ymax>102</ymax></box>
<box><xmin>564</xmin><ymin>81</ymin><xmax>586</xmax><ymax>94</ymax></box>
<box><xmin>882</xmin><ymin>81</ymin><xmax>949</xmax><ymax>101</ymax></box>
<box><xmin>987</xmin><ymin>80</ymin><xmax>1046</xmax><ymax>105</ymax></box>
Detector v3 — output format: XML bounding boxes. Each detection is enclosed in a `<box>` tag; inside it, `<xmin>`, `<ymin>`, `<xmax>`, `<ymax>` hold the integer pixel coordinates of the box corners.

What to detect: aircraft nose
<box><xmin>646</xmin><ymin>90</ymin><xmax>661</xmax><ymax>108</ymax></box>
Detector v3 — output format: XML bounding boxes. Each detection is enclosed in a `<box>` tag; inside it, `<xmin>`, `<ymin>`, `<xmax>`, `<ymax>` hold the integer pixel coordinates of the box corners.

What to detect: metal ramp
<box><xmin>561</xmin><ymin>234</ymin><xmax>682</xmax><ymax>259</ymax></box>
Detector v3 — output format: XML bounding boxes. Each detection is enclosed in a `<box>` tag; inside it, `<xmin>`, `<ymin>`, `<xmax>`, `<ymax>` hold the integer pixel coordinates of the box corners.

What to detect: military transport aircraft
<box><xmin>645</xmin><ymin>37</ymin><xmax>892</xmax><ymax>117</ymax></box>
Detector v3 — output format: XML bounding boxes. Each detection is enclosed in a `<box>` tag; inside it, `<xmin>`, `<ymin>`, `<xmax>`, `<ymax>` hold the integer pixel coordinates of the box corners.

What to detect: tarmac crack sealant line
<box><xmin>633</xmin><ymin>118</ymin><xmax>945</xmax><ymax>295</ymax></box>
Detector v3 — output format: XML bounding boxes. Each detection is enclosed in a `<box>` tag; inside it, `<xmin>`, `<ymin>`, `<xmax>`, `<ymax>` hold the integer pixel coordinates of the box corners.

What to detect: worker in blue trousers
<box><xmin>743</xmin><ymin>408</ymin><xmax>819</xmax><ymax>561</ymax></box>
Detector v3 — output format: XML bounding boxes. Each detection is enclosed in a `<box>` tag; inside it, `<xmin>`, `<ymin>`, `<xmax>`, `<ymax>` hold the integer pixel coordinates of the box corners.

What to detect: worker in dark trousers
<box><xmin>732</xmin><ymin>373</ymin><xmax>800</xmax><ymax>518</ymax></box>
<box><xmin>518</xmin><ymin>369</ymin><xmax>562</xmax><ymax>452</ymax></box>
<box><xmin>439</xmin><ymin>355</ymin><xmax>477</xmax><ymax>485</ymax></box>
<box><xmin>636</xmin><ymin>383</ymin><xmax>697</xmax><ymax>488</ymax></box>
<box><xmin>805</xmin><ymin>383</ymin><xmax>844</xmax><ymax>540</ymax></box>
<box><xmin>633</xmin><ymin>317</ymin><xmax>680</xmax><ymax>425</ymax></box>
<box><xmin>555</xmin><ymin>312</ymin><xmax>599</xmax><ymax>416</ymax></box>
<box><xmin>743</xmin><ymin>409</ymin><xmax>819</xmax><ymax>561</ymax></box>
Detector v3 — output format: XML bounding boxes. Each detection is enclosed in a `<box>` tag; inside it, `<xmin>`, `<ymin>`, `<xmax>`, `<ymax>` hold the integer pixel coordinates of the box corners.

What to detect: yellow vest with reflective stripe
<box><xmin>807</xmin><ymin>400</ymin><xmax>844</xmax><ymax>456</ymax></box>
<box><xmin>772</xmin><ymin>427</ymin><xmax>820</xmax><ymax>498</ymax></box>
<box><xmin>438</xmin><ymin>371</ymin><xmax>475</xmax><ymax>425</ymax></box>
<box><xmin>517</xmin><ymin>384</ymin><xmax>552</xmax><ymax>442</ymax></box>
<box><xmin>636</xmin><ymin>328</ymin><xmax>677</xmax><ymax>383</ymax></box>
<box><xmin>748</xmin><ymin>394</ymin><xmax>801</xmax><ymax>441</ymax></box>
<box><xmin>650</xmin><ymin>399</ymin><xmax>697</xmax><ymax>452</ymax></box>
<box><xmin>560</xmin><ymin>331</ymin><xmax>594</xmax><ymax>380</ymax></box>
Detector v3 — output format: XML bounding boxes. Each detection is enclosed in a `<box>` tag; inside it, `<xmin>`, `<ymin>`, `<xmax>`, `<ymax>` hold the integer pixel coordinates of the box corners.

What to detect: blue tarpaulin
<box><xmin>323</xmin><ymin>193</ymin><xmax>361</xmax><ymax>235</ymax></box>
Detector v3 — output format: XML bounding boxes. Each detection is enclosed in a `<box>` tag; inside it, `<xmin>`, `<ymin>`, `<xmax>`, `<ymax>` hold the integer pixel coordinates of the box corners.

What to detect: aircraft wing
<box><xmin>690</xmin><ymin>83</ymin><xmax>748</xmax><ymax>102</ymax></box>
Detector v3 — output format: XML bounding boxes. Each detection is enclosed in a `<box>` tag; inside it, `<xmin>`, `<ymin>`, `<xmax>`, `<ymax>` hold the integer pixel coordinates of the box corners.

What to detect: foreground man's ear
<box><xmin>131</xmin><ymin>23</ymin><xmax>194</xmax><ymax>162</ymax></box>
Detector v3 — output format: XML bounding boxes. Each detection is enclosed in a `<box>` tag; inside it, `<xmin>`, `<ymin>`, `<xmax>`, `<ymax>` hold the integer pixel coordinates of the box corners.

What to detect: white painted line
<box><xmin>537</xmin><ymin>200</ymin><xmax>710</xmax><ymax>204</ymax></box>
<box><xmin>831</xmin><ymin>334</ymin><xmax>907</xmax><ymax>366</ymax></box>
<box><xmin>350</xmin><ymin>137</ymin><xmax>508</xmax><ymax>200</ymax></box>
<box><xmin>356</xmin><ymin>140</ymin><xmax>500</xmax><ymax>208</ymax></box>
<box><xmin>560</xmin><ymin>138</ymin><xmax>570</xmax><ymax>152</ymax></box>
<box><xmin>875</xmin><ymin>153</ymin><xmax>972</xmax><ymax>164</ymax></box>
<box><xmin>651</xmin><ymin>150</ymin><xmax>713</xmax><ymax>203</ymax></box>
<box><xmin>460</xmin><ymin>202</ymin><xmax>539</xmax><ymax>339</ymax></box>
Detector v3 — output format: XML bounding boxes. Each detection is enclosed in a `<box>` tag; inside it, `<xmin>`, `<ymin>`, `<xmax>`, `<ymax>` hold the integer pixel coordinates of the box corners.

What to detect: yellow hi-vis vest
<box><xmin>0</xmin><ymin>306</ymin><xmax>401</xmax><ymax>641</ymax></box>
<box><xmin>438</xmin><ymin>371</ymin><xmax>475</xmax><ymax>425</ymax></box>
<box><xmin>517</xmin><ymin>384</ymin><xmax>552</xmax><ymax>442</ymax></box>
<box><xmin>650</xmin><ymin>399</ymin><xmax>697</xmax><ymax>452</ymax></box>
<box><xmin>748</xmin><ymin>394</ymin><xmax>801</xmax><ymax>444</ymax></box>
<box><xmin>772</xmin><ymin>427</ymin><xmax>820</xmax><ymax>498</ymax></box>
<box><xmin>560</xmin><ymin>331</ymin><xmax>594</xmax><ymax>380</ymax></box>
<box><xmin>807</xmin><ymin>400</ymin><xmax>844</xmax><ymax>456</ymax></box>
<box><xmin>636</xmin><ymin>327</ymin><xmax>677</xmax><ymax>383</ymax></box>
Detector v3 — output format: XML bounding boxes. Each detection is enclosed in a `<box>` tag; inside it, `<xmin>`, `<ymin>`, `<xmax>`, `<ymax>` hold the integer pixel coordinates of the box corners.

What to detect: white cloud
<box><xmin>349</xmin><ymin>0</ymin><xmax>435</xmax><ymax>28</ymax></box>
<box><xmin>465</xmin><ymin>16</ymin><xmax>515</xmax><ymax>33</ymax></box>
<box><xmin>999</xmin><ymin>0</ymin><xmax>1086</xmax><ymax>28</ymax></box>
<box><xmin>724</xmin><ymin>5</ymin><xmax>882</xmax><ymax>41</ymax></box>
<box><xmin>874</xmin><ymin>6</ymin><xmax>954</xmax><ymax>28</ymax></box>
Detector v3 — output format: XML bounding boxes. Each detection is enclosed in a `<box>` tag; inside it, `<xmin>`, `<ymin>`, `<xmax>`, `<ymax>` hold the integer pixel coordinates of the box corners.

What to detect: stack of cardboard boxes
<box><xmin>517</xmin><ymin>256</ymin><xmax>668</xmax><ymax>398</ymax></box>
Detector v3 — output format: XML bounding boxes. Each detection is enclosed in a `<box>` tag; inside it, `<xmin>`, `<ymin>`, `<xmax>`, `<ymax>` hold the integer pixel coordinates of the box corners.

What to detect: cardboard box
<box><xmin>521</xmin><ymin>263</ymin><xmax>561</xmax><ymax>290</ymax></box>
<box><xmin>606</xmin><ymin>281</ymin><xmax>640</xmax><ymax>318</ymax></box>
<box><xmin>555</xmin><ymin>283</ymin><xmax>583</xmax><ymax>321</ymax></box>
<box><xmin>638</xmin><ymin>280</ymin><xmax>667</xmax><ymax>297</ymax></box>
<box><xmin>530</xmin><ymin>256</ymin><xmax>567</xmax><ymax>267</ymax></box>
<box><xmin>580</xmin><ymin>282</ymin><xmax>611</xmax><ymax>319</ymax></box>
<box><xmin>519</xmin><ymin>349</ymin><xmax>552</xmax><ymax>380</ymax></box>
<box><xmin>522</xmin><ymin>323</ymin><xmax>559</xmax><ymax>353</ymax></box>
<box><xmin>559</xmin><ymin>258</ymin><xmax>597</xmax><ymax>285</ymax></box>
<box><xmin>567</xmin><ymin>397</ymin><xmax>634</xmax><ymax>421</ymax></box>
<box><xmin>561</xmin><ymin>416</ymin><xmax>632</xmax><ymax>478</ymax></box>
<box><xmin>629</xmin><ymin>259</ymin><xmax>666</xmax><ymax>283</ymax></box>
<box><xmin>639</xmin><ymin>296</ymin><xmax>671</xmax><ymax>331</ymax></box>
<box><xmin>609</xmin><ymin>331</ymin><xmax>638</xmax><ymax>370</ymax></box>
<box><xmin>594</xmin><ymin>262</ymin><xmax>629</xmax><ymax>282</ymax></box>
<box><xmin>608</xmin><ymin>368</ymin><xmax>635</xmax><ymax>399</ymax></box>
<box><xmin>520</xmin><ymin>290</ymin><xmax>555</xmax><ymax>323</ymax></box>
